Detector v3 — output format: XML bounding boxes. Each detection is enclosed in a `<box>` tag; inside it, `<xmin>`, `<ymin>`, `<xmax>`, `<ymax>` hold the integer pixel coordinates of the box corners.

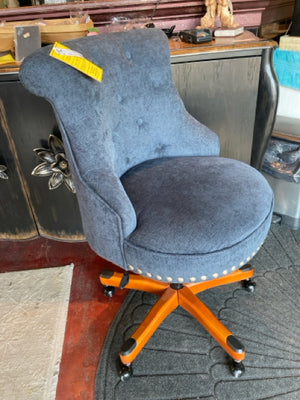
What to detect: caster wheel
<box><xmin>243</xmin><ymin>279</ymin><xmax>256</xmax><ymax>293</ymax></box>
<box><xmin>230</xmin><ymin>360</ymin><xmax>245</xmax><ymax>378</ymax></box>
<box><xmin>119</xmin><ymin>362</ymin><xmax>133</xmax><ymax>382</ymax></box>
<box><xmin>103</xmin><ymin>285</ymin><xmax>115</xmax><ymax>298</ymax></box>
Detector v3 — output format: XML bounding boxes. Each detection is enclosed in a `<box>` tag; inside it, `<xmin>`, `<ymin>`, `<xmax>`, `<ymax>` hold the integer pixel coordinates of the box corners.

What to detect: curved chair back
<box><xmin>20</xmin><ymin>29</ymin><xmax>219</xmax><ymax>266</ymax></box>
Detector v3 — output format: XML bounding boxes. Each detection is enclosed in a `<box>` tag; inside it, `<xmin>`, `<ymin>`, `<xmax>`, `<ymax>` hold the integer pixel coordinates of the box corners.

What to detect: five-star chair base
<box><xmin>100</xmin><ymin>264</ymin><xmax>255</xmax><ymax>381</ymax></box>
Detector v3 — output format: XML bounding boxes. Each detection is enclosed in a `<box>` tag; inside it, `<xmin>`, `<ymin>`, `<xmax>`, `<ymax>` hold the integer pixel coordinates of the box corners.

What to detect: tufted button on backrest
<box><xmin>137</xmin><ymin>118</ymin><xmax>144</xmax><ymax>127</ymax></box>
<box><xmin>125</xmin><ymin>50</ymin><xmax>132</xmax><ymax>60</ymax></box>
<box><xmin>117</xmin><ymin>94</ymin><xmax>124</xmax><ymax>103</ymax></box>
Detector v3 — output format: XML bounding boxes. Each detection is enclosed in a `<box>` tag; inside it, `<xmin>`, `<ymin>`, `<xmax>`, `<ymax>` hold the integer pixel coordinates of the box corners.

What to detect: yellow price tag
<box><xmin>50</xmin><ymin>42</ymin><xmax>103</xmax><ymax>82</ymax></box>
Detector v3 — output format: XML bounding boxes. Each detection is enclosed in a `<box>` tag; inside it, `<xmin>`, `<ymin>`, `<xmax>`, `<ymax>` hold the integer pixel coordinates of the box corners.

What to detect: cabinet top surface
<box><xmin>0</xmin><ymin>31</ymin><xmax>277</xmax><ymax>75</ymax></box>
<box><xmin>169</xmin><ymin>31</ymin><xmax>276</xmax><ymax>57</ymax></box>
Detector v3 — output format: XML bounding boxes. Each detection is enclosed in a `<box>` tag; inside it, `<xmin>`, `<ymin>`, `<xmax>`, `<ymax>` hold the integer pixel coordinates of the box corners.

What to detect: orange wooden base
<box><xmin>100</xmin><ymin>266</ymin><xmax>254</xmax><ymax>366</ymax></box>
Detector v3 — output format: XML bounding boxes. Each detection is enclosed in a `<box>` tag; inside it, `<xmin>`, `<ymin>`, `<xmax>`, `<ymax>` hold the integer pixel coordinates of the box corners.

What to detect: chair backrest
<box><xmin>20</xmin><ymin>28</ymin><xmax>219</xmax><ymax>267</ymax></box>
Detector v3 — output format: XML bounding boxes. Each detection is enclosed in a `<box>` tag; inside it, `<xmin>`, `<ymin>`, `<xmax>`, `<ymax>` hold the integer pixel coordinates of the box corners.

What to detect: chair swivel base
<box><xmin>100</xmin><ymin>265</ymin><xmax>255</xmax><ymax>381</ymax></box>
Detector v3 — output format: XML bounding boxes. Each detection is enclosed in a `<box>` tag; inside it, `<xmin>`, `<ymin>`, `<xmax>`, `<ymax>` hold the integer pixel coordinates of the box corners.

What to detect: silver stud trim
<box><xmin>129</xmin><ymin>245</ymin><xmax>263</xmax><ymax>283</ymax></box>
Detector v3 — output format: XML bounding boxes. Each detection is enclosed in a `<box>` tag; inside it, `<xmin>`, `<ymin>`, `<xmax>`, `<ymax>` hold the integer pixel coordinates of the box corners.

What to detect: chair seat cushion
<box><xmin>121</xmin><ymin>156</ymin><xmax>274</xmax><ymax>283</ymax></box>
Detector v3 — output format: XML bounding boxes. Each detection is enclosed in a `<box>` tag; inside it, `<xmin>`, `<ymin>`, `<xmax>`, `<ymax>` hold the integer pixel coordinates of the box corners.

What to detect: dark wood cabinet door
<box><xmin>0</xmin><ymin>98</ymin><xmax>37</xmax><ymax>240</ymax></box>
<box><xmin>0</xmin><ymin>78</ymin><xmax>85</xmax><ymax>240</ymax></box>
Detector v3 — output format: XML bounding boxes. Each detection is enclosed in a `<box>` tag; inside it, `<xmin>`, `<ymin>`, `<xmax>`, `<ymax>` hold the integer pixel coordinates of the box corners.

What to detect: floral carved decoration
<box><xmin>0</xmin><ymin>164</ymin><xmax>8</xmax><ymax>180</ymax></box>
<box><xmin>32</xmin><ymin>134</ymin><xmax>76</xmax><ymax>193</ymax></box>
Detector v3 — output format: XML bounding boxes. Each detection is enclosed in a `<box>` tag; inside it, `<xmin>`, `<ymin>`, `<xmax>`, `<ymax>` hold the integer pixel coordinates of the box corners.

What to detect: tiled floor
<box><xmin>0</xmin><ymin>237</ymin><xmax>127</xmax><ymax>400</ymax></box>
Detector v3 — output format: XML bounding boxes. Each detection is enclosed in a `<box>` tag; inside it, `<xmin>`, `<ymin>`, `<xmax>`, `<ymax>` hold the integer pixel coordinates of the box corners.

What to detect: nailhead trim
<box><xmin>127</xmin><ymin>243</ymin><xmax>263</xmax><ymax>283</ymax></box>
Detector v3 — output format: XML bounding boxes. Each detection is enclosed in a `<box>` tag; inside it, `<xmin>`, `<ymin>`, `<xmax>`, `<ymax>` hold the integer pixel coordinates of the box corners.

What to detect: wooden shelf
<box><xmin>0</xmin><ymin>0</ymin><xmax>295</xmax><ymax>31</ymax></box>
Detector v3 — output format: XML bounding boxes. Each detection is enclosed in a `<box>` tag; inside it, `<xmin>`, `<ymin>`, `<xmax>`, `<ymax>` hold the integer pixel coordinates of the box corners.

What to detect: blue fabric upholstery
<box><xmin>20</xmin><ymin>28</ymin><xmax>273</xmax><ymax>282</ymax></box>
<box><xmin>122</xmin><ymin>156</ymin><xmax>273</xmax><ymax>282</ymax></box>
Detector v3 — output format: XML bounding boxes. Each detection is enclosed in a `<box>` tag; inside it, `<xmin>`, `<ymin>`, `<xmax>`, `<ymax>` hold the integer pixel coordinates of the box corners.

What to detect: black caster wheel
<box><xmin>242</xmin><ymin>278</ymin><xmax>256</xmax><ymax>293</ymax></box>
<box><xmin>230</xmin><ymin>360</ymin><xmax>245</xmax><ymax>378</ymax></box>
<box><xmin>103</xmin><ymin>285</ymin><xmax>115</xmax><ymax>298</ymax></box>
<box><xmin>119</xmin><ymin>362</ymin><xmax>133</xmax><ymax>382</ymax></box>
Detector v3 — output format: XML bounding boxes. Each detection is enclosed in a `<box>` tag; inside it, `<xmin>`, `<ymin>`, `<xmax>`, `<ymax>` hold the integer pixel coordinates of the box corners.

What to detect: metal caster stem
<box><xmin>230</xmin><ymin>359</ymin><xmax>245</xmax><ymax>378</ymax></box>
<box><xmin>103</xmin><ymin>285</ymin><xmax>115</xmax><ymax>298</ymax></box>
<box><xmin>242</xmin><ymin>278</ymin><xmax>256</xmax><ymax>293</ymax></box>
<box><xmin>118</xmin><ymin>361</ymin><xmax>133</xmax><ymax>382</ymax></box>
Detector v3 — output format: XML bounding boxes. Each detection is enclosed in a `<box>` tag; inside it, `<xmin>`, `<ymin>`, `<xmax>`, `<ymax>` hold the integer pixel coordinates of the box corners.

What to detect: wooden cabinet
<box><xmin>0</xmin><ymin>96</ymin><xmax>37</xmax><ymax>239</ymax></box>
<box><xmin>170</xmin><ymin>32</ymin><xmax>278</xmax><ymax>167</ymax></box>
<box><xmin>0</xmin><ymin>33</ymin><xmax>278</xmax><ymax>240</ymax></box>
<box><xmin>0</xmin><ymin>75</ymin><xmax>84</xmax><ymax>240</ymax></box>
<box><xmin>172</xmin><ymin>56</ymin><xmax>260</xmax><ymax>164</ymax></box>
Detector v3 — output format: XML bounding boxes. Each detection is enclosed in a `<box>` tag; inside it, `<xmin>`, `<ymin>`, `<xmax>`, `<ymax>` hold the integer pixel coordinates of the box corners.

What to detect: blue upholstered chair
<box><xmin>20</xmin><ymin>28</ymin><xmax>274</xmax><ymax>381</ymax></box>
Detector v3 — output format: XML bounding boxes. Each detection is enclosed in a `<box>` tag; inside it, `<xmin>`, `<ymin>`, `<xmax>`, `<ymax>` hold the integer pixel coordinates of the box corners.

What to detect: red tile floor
<box><xmin>0</xmin><ymin>237</ymin><xmax>128</xmax><ymax>400</ymax></box>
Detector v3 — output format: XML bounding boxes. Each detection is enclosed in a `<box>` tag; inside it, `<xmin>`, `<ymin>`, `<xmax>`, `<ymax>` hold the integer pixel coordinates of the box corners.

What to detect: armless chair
<box><xmin>20</xmin><ymin>28</ymin><xmax>274</xmax><ymax>381</ymax></box>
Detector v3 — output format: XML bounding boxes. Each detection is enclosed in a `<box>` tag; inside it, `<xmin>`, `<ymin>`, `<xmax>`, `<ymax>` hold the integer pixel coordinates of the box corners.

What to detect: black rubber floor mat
<box><xmin>95</xmin><ymin>224</ymin><xmax>300</xmax><ymax>400</ymax></box>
